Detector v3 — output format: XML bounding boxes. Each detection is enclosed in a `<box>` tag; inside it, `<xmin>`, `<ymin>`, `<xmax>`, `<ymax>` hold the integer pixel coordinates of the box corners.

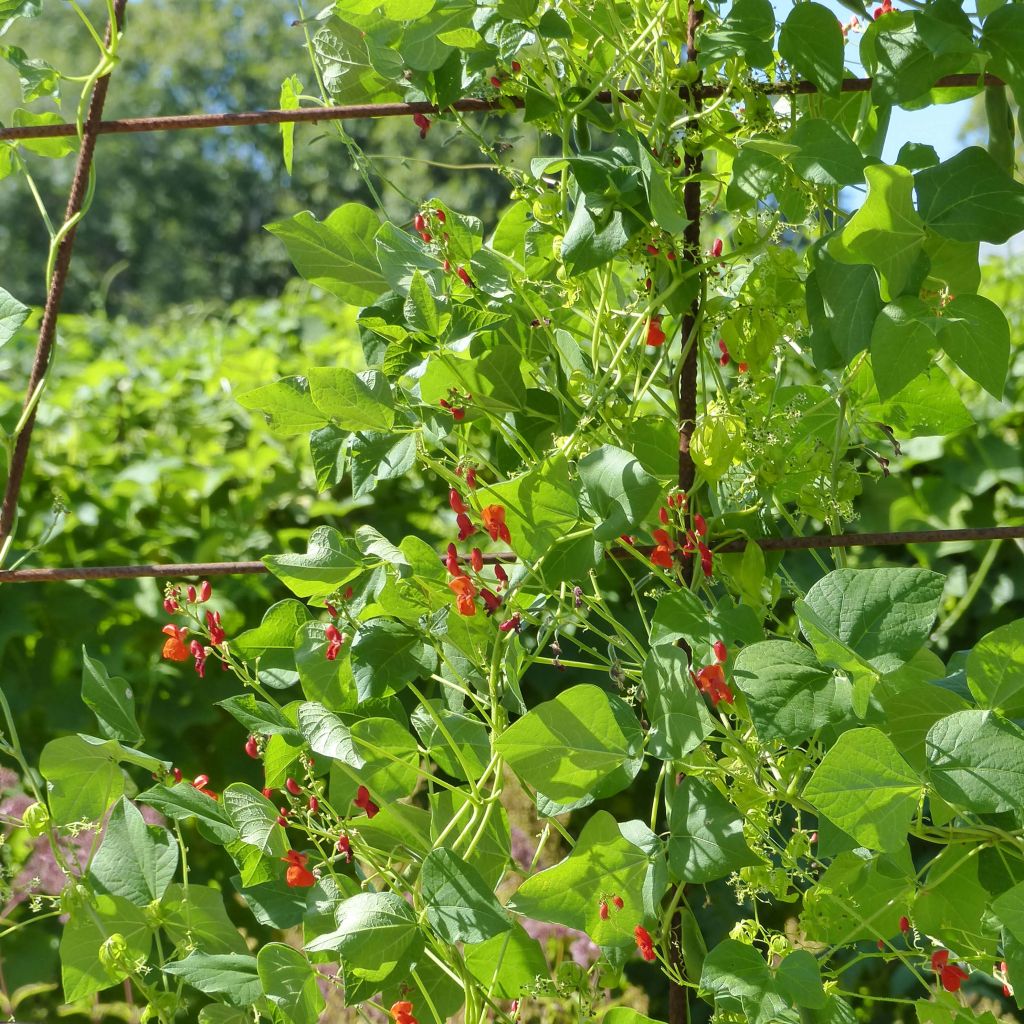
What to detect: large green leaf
<box><xmin>803</xmin><ymin>727</ymin><xmax>921</xmax><ymax>852</ymax></box>
<box><xmin>61</xmin><ymin>894</ymin><xmax>153</xmax><ymax>1003</ymax></box>
<box><xmin>420</xmin><ymin>848</ymin><xmax>511</xmax><ymax>944</ymax></box>
<box><xmin>222</xmin><ymin>783</ymin><xmax>289</xmax><ymax>858</ymax></box>
<box><xmin>39</xmin><ymin>734</ymin><xmax>125</xmax><ymax>825</ymax></box>
<box><xmin>89</xmin><ymin>797</ymin><xmax>177</xmax><ymax>906</ymax></box>
<box><xmin>349</xmin><ymin>618</ymin><xmax>437</xmax><ymax>702</ymax></box>
<box><xmin>982</xmin><ymin>3</ymin><xmax>1024</xmax><ymax>94</ymax></box>
<box><xmin>732</xmin><ymin>641</ymin><xmax>845</xmax><ymax>745</ymax></box>
<box><xmin>790</xmin><ymin>119</ymin><xmax>866</xmax><ymax>187</ymax></box>
<box><xmin>578</xmin><ymin>444</ymin><xmax>661</xmax><ymax>542</ymax></box>
<box><xmin>217</xmin><ymin>693</ymin><xmax>303</xmax><ymax>745</ymax></box>
<box><xmin>162</xmin><ymin>952</ymin><xmax>262</xmax><ymax>1007</ymax></box>
<box><xmin>232</xmin><ymin>600</ymin><xmax>311</xmax><ymax>689</ymax></box>
<box><xmin>829</xmin><ymin>163</ymin><xmax>925</xmax><ymax>300</ymax></box>
<box><xmin>81</xmin><ymin>647</ymin><xmax>143</xmax><ymax>744</ymax></box>
<box><xmin>266</xmin><ymin>204</ymin><xmax>388</xmax><ymax>306</ymax></box>
<box><xmin>925</xmin><ymin>710</ymin><xmax>1024</xmax><ymax>814</ymax></box>
<box><xmin>509</xmin><ymin>811</ymin><xmax>665</xmax><ymax>948</ymax></box>
<box><xmin>495</xmin><ymin>684</ymin><xmax>643</xmax><ymax>806</ymax></box>
<box><xmin>869</xmin><ymin>297</ymin><xmax>939</xmax><ymax>400</ymax></box>
<box><xmin>937</xmin><ymin>293</ymin><xmax>1011</xmax><ymax>399</ymax></box>
<box><xmin>264</xmin><ymin>527</ymin><xmax>365</xmax><ymax>599</ymax></box>
<box><xmin>237</xmin><ymin>376</ymin><xmax>328</xmax><ymax>437</ymax></box>
<box><xmin>642</xmin><ymin>646</ymin><xmax>717</xmax><ymax>759</ymax></box>
<box><xmin>257</xmin><ymin>943</ymin><xmax>325</xmax><ymax>1024</ymax></box>
<box><xmin>967</xmin><ymin>619</ymin><xmax>1024</xmax><ymax>717</ymax></box>
<box><xmin>307</xmin><ymin>367</ymin><xmax>395</xmax><ymax>432</ymax></box>
<box><xmin>798</xmin><ymin>567</ymin><xmax>944</xmax><ymax>673</ymax></box>
<box><xmin>304</xmin><ymin>891</ymin><xmax>420</xmax><ymax>982</ymax></box>
<box><xmin>463</xmin><ymin>923</ymin><xmax>549</xmax><ymax>999</ymax></box>
<box><xmin>667</xmin><ymin>777</ymin><xmax>760</xmax><ymax>882</ymax></box>
<box><xmin>137</xmin><ymin>781</ymin><xmax>237</xmax><ymax>844</ymax></box>
<box><xmin>161</xmin><ymin>883</ymin><xmax>248</xmax><ymax>955</ymax></box>
<box><xmin>915</xmin><ymin>147</ymin><xmax>1024</xmax><ymax>244</ymax></box>
<box><xmin>779</xmin><ymin>3</ymin><xmax>845</xmax><ymax>95</ymax></box>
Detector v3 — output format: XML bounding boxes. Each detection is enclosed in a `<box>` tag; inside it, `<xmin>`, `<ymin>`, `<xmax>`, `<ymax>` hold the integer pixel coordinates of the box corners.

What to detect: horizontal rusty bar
<box><xmin>0</xmin><ymin>75</ymin><xmax>1004</xmax><ymax>142</ymax></box>
<box><xmin>1</xmin><ymin>524</ymin><xmax>1021</xmax><ymax>583</ymax></box>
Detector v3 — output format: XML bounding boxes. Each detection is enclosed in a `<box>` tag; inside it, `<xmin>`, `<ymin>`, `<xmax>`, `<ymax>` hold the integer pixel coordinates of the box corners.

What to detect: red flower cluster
<box><xmin>391</xmin><ymin>1001</ymin><xmax>419</xmax><ymax>1024</ymax></box>
<box><xmin>598</xmin><ymin>893</ymin><xmax>626</xmax><ymax>920</ymax></box>
<box><xmin>444</xmin><ymin>497</ymin><xmax>512</xmax><ymax>619</ymax></box>
<box><xmin>647</xmin><ymin>316</ymin><xmax>666</xmax><ymax>347</ymax></box>
<box><xmin>355</xmin><ymin>785</ymin><xmax>379</xmax><ymax>819</ymax></box>
<box><xmin>324</xmin><ymin>623</ymin><xmax>345</xmax><ymax>661</ymax></box>
<box><xmin>634</xmin><ymin>924</ymin><xmax>657</xmax><ymax>961</ymax></box>
<box><xmin>439</xmin><ymin>387</ymin><xmax>471</xmax><ymax>421</ymax></box>
<box><xmin>692</xmin><ymin>663</ymin><xmax>734</xmax><ymax>706</ymax></box>
<box><xmin>283</xmin><ymin>849</ymin><xmax>316</xmax><ymax>888</ymax></box>
<box><xmin>336</xmin><ymin>834</ymin><xmax>352</xmax><ymax>862</ymax></box>
<box><xmin>873</xmin><ymin>0</ymin><xmax>893</xmax><ymax>17</ymax></box>
<box><xmin>931</xmin><ymin>950</ymin><xmax>969</xmax><ymax>992</ymax></box>
<box><xmin>482</xmin><ymin>504</ymin><xmax>511</xmax><ymax>543</ymax></box>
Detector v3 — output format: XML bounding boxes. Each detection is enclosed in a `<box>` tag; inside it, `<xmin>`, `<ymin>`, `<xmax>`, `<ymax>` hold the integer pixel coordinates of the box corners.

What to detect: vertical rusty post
<box><xmin>0</xmin><ymin>0</ymin><xmax>127</xmax><ymax>562</ymax></box>
<box><xmin>677</xmin><ymin>0</ymin><xmax>704</xmax><ymax>499</ymax></box>
<box><xmin>670</xmin><ymin>5</ymin><xmax>704</xmax><ymax>1024</ymax></box>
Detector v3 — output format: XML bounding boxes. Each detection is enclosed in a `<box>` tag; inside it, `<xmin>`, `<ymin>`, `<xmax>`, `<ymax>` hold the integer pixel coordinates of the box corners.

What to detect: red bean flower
<box><xmin>693</xmin><ymin>663</ymin><xmax>734</xmax><ymax>705</ymax></box>
<box><xmin>651</xmin><ymin>528</ymin><xmax>675</xmax><ymax>569</ymax></box>
<box><xmin>282</xmin><ymin>849</ymin><xmax>316</xmax><ymax>888</ymax></box>
<box><xmin>324</xmin><ymin>623</ymin><xmax>345</xmax><ymax>661</ymax></box>
<box><xmin>449</xmin><ymin>575</ymin><xmax>479</xmax><ymax>616</ymax></box>
<box><xmin>634</xmin><ymin>924</ymin><xmax>657</xmax><ymax>961</ymax></box>
<box><xmin>354</xmin><ymin>784</ymin><xmax>380</xmax><ymax>818</ymax></box>
<box><xmin>412</xmin><ymin>112</ymin><xmax>431</xmax><ymax>138</ymax></box>
<box><xmin>481</xmin><ymin>504</ymin><xmax>511</xmax><ymax>543</ymax></box>
<box><xmin>456</xmin><ymin>512</ymin><xmax>476</xmax><ymax>540</ymax></box>
<box><xmin>647</xmin><ymin>316</ymin><xmax>666</xmax><ymax>347</ymax></box>
<box><xmin>161</xmin><ymin>625</ymin><xmax>190</xmax><ymax>662</ymax></box>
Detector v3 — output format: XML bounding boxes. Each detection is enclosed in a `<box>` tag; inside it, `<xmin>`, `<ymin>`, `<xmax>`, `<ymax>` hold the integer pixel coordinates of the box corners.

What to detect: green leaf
<box><xmin>81</xmin><ymin>647</ymin><xmax>143</xmax><ymax>744</ymax></box>
<box><xmin>775</xmin><ymin>950</ymin><xmax>826</xmax><ymax>1010</ymax></box>
<box><xmin>982</xmin><ymin>3</ymin><xmax>1024</xmax><ymax>95</ymax></box>
<box><xmin>799</xmin><ymin>567</ymin><xmax>944</xmax><ymax>673</ymax></box>
<box><xmin>310</xmin><ymin>424</ymin><xmax>348</xmax><ymax>490</ymax></box>
<box><xmin>420</xmin><ymin>848</ymin><xmax>511</xmax><ymax>943</ymax></box>
<box><xmin>61</xmin><ymin>894</ymin><xmax>153</xmax><ymax>1003</ymax></box>
<box><xmin>305</xmin><ymin>891</ymin><xmax>420</xmax><ymax>982</ymax></box>
<box><xmin>307</xmin><ymin>367</ymin><xmax>395</xmax><ymax>432</ymax></box>
<box><xmin>344</xmin><ymin>717</ymin><xmax>420</xmax><ymax>801</ymax></box>
<box><xmin>578</xmin><ymin>444</ymin><xmax>661</xmax><ymax>542</ymax></box>
<box><xmin>733</xmin><ymin>641</ymin><xmax>845</xmax><ymax>745</ymax></box>
<box><xmin>39</xmin><ymin>735</ymin><xmax>125</xmax><ymax>825</ymax></box>
<box><xmin>298</xmin><ymin>701</ymin><xmax>361</xmax><ymax>765</ymax></box>
<box><xmin>264</xmin><ymin>526</ymin><xmax>365</xmax><ymax>599</ymax></box>
<box><xmin>699</xmin><ymin>0</ymin><xmax>776</xmax><ymax>67</ymax></box>
<box><xmin>404</xmin><ymin>270</ymin><xmax>440</xmax><ymax>335</ymax></box>
<box><xmin>349</xmin><ymin>618</ymin><xmax>437</xmax><ymax>702</ymax></box>
<box><xmin>561</xmin><ymin>191</ymin><xmax>635</xmax><ymax>273</ymax></box>
<box><xmin>411</xmin><ymin>701</ymin><xmax>489</xmax><ymax>781</ymax></box>
<box><xmin>232</xmin><ymin>600</ymin><xmax>311</xmax><ymax>689</ymax></box>
<box><xmin>642</xmin><ymin>646</ymin><xmax>717</xmax><ymax>759</ymax></box>
<box><xmin>915</xmin><ymin>146</ymin><xmax>1024</xmax><ymax>244</ymax></box>
<box><xmin>925</xmin><ymin>710</ymin><xmax>1024</xmax><ymax>814</ymax></box>
<box><xmin>258</xmin><ymin>943</ymin><xmax>325</xmax><ymax>1024</ymax></box>
<box><xmin>991</xmin><ymin>881</ymin><xmax>1024</xmax><ymax>945</ymax></box>
<box><xmin>217</xmin><ymin>694</ymin><xmax>303</xmax><ymax>745</ymax></box>
<box><xmin>667</xmin><ymin>777</ymin><xmax>759</xmax><ymax>883</ymax></box>
<box><xmin>913</xmin><ymin>845</ymin><xmax>1000</xmax><ymax>959</ymax></box>
<box><xmin>162</xmin><ymin>952</ymin><xmax>261</xmax><ymax>1007</ymax></box>
<box><xmin>237</xmin><ymin>376</ymin><xmax>328</xmax><ymax>437</ymax></box>
<box><xmin>279</xmin><ymin>74</ymin><xmax>302</xmax><ymax>175</ymax></box>
<box><xmin>486</xmin><ymin>455</ymin><xmax>598</xmax><ymax>586</ymax></box>
<box><xmin>463</xmin><ymin>923</ymin><xmax>550</xmax><ymax>999</ymax></box>
<box><xmin>137</xmin><ymin>782</ymin><xmax>237</xmax><ymax>844</ymax></box>
<box><xmin>967</xmin><ymin>619</ymin><xmax>1024</xmax><ymax>717</ymax></box>
<box><xmin>222</xmin><ymin>783</ymin><xmax>288</xmax><ymax>858</ymax></box>
<box><xmin>803</xmin><ymin>727</ymin><xmax>921</xmax><ymax>852</ymax></box>
<box><xmin>829</xmin><ymin>163</ymin><xmax>926</xmax><ymax>300</ymax></box>
<box><xmin>0</xmin><ymin>284</ymin><xmax>28</xmax><ymax>349</ymax></box>
<box><xmin>509</xmin><ymin>811</ymin><xmax>666</xmax><ymax>948</ymax></box>
<box><xmin>12</xmin><ymin>108</ymin><xmax>75</xmax><ymax>157</ymax></box>
<box><xmin>699</xmin><ymin>939</ymin><xmax>773</xmax><ymax>1018</ymax></box>
<box><xmin>161</xmin><ymin>883</ymin><xmax>248</xmax><ymax>955</ymax></box>
<box><xmin>0</xmin><ymin>0</ymin><xmax>40</xmax><ymax>35</ymax></box>
<box><xmin>810</xmin><ymin>245</ymin><xmax>883</xmax><ymax>364</ymax></box>
<box><xmin>870</xmin><ymin>297</ymin><xmax>939</xmax><ymax>400</ymax></box>
<box><xmin>875</xmin><ymin>676</ymin><xmax>969</xmax><ymax>772</ymax></box>
<box><xmin>496</xmin><ymin>684</ymin><xmax>643</xmax><ymax>807</ymax></box>
<box><xmin>790</xmin><ymin>119</ymin><xmax>867</xmax><ymax>186</ymax></box>
<box><xmin>937</xmin><ymin>293</ymin><xmax>1010</xmax><ymax>398</ymax></box>
<box><xmin>779</xmin><ymin>3</ymin><xmax>845</xmax><ymax>96</ymax></box>
<box><xmin>89</xmin><ymin>797</ymin><xmax>177</xmax><ymax>906</ymax></box>
<box><xmin>266</xmin><ymin>204</ymin><xmax>388</xmax><ymax>306</ymax></box>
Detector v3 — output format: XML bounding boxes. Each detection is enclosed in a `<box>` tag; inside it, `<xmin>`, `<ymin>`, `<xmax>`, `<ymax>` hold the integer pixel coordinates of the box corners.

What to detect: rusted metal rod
<box><xmin>1</xmin><ymin>526</ymin><xmax>1021</xmax><ymax>584</ymax></box>
<box><xmin>0</xmin><ymin>0</ymin><xmax>128</xmax><ymax>561</ymax></box>
<box><xmin>0</xmin><ymin>74</ymin><xmax>1004</xmax><ymax>143</ymax></box>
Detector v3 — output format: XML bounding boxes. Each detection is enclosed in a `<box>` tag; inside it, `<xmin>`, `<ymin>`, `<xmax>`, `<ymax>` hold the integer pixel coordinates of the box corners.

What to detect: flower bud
<box><xmin>286</xmin><ymin>777</ymin><xmax>302</xmax><ymax>796</ymax></box>
<box><xmin>198</xmin><ymin>580</ymin><xmax>212</xmax><ymax>602</ymax></box>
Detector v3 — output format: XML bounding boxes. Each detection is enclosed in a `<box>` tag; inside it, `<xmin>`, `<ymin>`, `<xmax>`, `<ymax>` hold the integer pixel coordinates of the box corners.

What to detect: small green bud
<box><xmin>99</xmin><ymin>932</ymin><xmax>128</xmax><ymax>972</ymax></box>
<box><xmin>21</xmin><ymin>801</ymin><xmax>50</xmax><ymax>837</ymax></box>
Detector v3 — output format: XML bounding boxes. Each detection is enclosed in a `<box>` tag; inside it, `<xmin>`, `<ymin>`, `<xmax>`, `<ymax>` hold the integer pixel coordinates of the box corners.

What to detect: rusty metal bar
<box><xmin>0</xmin><ymin>74</ymin><xmax>1004</xmax><ymax>143</ymax></box>
<box><xmin>1</xmin><ymin>525</ymin><xmax>1022</xmax><ymax>583</ymax></box>
<box><xmin>0</xmin><ymin>0</ymin><xmax>128</xmax><ymax>561</ymax></box>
